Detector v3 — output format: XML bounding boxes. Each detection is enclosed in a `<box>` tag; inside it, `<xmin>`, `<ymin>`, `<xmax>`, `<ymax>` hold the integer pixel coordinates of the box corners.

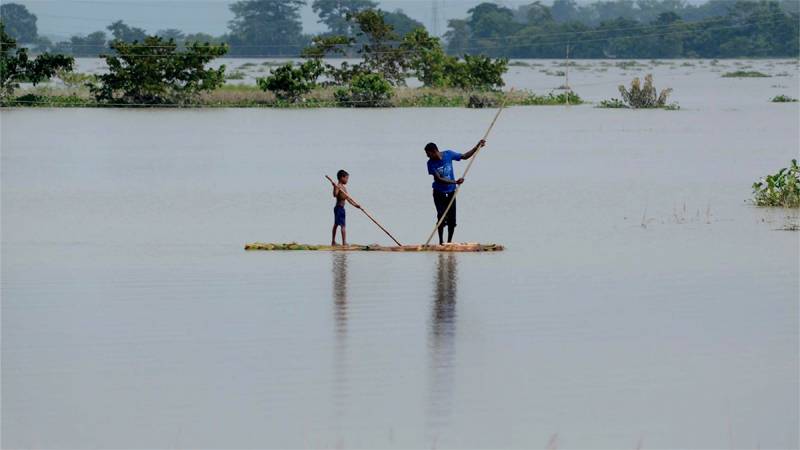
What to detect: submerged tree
<box><xmin>1</xmin><ymin>22</ymin><xmax>74</xmax><ymax>99</ymax></box>
<box><xmin>618</xmin><ymin>74</ymin><xmax>673</xmax><ymax>108</ymax></box>
<box><xmin>89</xmin><ymin>36</ymin><xmax>228</xmax><ymax>104</ymax></box>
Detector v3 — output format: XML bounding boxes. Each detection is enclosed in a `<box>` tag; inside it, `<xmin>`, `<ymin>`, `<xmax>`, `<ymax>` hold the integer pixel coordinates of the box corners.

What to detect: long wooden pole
<box><xmin>326</xmin><ymin>175</ymin><xmax>402</xmax><ymax>246</ymax></box>
<box><xmin>423</xmin><ymin>91</ymin><xmax>510</xmax><ymax>246</ymax></box>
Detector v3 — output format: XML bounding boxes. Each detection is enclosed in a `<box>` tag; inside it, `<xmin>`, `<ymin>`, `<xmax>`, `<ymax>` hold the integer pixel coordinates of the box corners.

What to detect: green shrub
<box><xmin>598</xmin><ymin>98</ymin><xmax>628</xmax><ymax>108</ymax></box>
<box><xmin>515</xmin><ymin>91</ymin><xmax>582</xmax><ymax>106</ymax></box>
<box><xmin>752</xmin><ymin>159</ymin><xmax>800</xmax><ymax>208</ymax></box>
<box><xmin>225</xmin><ymin>70</ymin><xmax>247</xmax><ymax>80</ymax></box>
<box><xmin>334</xmin><ymin>73</ymin><xmax>393</xmax><ymax>107</ymax></box>
<box><xmin>56</xmin><ymin>69</ymin><xmax>95</xmax><ymax>88</ymax></box>
<box><xmin>722</xmin><ymin>70</ymin><xmax>770</xmax><ymax>78</ymax></box>
<box><xmin>4</xmin><ymin>93</ymin><xmax>92</xmax><ymax>107</ymax></box>
<box><xmin>257</xmin><ymin>60</ymin><xmax>323</xmax><ymax>101</ymax></box>
<box><xmin>772</xmin><ymin>94</ymin><xmax>798</xmax><ymax>102</ymax></box>
<box><xmin>89</xmin><ymin>36</ymin><xmax>228</xmax><ymax>104</ymax></box>
<box><xmin>446</xmin><ymin>55</ymin><xmax>508</xmax><ymax>91</ymax></box>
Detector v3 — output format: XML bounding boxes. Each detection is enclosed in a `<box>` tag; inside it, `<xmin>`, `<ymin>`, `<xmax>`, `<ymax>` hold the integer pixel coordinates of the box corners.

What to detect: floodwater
<box><xmin>2</xmin><ymin>60</ymin><xmax>799</xmax><ymax>449</ymax></box>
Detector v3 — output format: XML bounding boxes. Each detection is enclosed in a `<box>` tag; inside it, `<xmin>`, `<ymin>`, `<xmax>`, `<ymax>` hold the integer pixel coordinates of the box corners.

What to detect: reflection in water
<box><xmin>332</xmin><ymin>252</ymin><xmax>349</xmax><ymax>438</ymax></box>
<box><xmin>427</xmin><ymin>253</ymin><xmax>459</xmax><ymax>439</ymax></box>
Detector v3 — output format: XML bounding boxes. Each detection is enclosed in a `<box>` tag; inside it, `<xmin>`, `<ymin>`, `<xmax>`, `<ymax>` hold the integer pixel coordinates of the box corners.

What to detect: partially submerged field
<box><xmin>7</xmin><ymin>57</ymin><xmax>798</xmax><ymax>108</ymax></box>
<box><xmin>5</xmin><ymin>83</ymin><xmax>579</xmax><ymax>108</ymax></box>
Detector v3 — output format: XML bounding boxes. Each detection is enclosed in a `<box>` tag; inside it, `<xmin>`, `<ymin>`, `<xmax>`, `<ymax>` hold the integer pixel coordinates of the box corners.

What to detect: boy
<box><xmin>332</xmin><ymin>169</ymin><xmax>360</xmax><ymax>246</ymax></box>
<box><xmin>424</xmin><ymin>140</ymin><xmax>486</xmax><ymax>245</ymax></box>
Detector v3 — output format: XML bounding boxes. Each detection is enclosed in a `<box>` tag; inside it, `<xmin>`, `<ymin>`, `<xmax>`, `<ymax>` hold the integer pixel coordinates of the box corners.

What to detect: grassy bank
<box><xmin>2</xmin><ymin>84</ymin><xmax>581</xmax><ymax>108</ymax></box>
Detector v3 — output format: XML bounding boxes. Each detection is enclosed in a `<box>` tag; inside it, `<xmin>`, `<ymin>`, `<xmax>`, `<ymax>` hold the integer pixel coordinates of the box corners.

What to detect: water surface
<box><xmin>2</xmin><ymin>60</ymin><xmax>799</xmax><ymax>449</ymax></box>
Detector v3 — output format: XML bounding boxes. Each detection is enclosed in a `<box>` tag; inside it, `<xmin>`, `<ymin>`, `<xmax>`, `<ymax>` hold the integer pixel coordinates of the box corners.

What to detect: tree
<box><xmin>525</xmin><ymin>1</ymin><xmax>554</xmax><ymax>26</ymax></box>
<box><xmin>381</xmin><ymin>9</ymin><xmax>425</xmax><ymax>36</ymax></box>
<box><xmin>401</xmin><ymin>28</ymin><xmax>450</xmax><ymax>87</ymax></box>
<box><xmin>453</xmin><ymin>2</ymin><xmax>520</xmax><ymax>56</ymax></box>
<box><xmin>447</xmin><ymin>55</ymin><xmax>507</xmax><ymax>91</ymax></box>
<box><xmin>107</xmin><ymin>20</ymin><xmax>147</xmax><ymax>42</ymax></box>
<box><xmin>184</xmin><ymin>32</ymin><xmax>221</xmax><ymax>45</ymax></box>
<box><xmin>157</xmin><ymin>29</ymin><xmax>186</xmax><ymax>42</ymax></box>
<box><xmin>551</xmin><ymin>0</ymin><xmax>579</xmax><ymax>23</ymax></box>
<box><xmin>467</xmin><ymin>3</ymin><xmax>517</xmax><ymax>39</ymax></box>
<box><xmin>444</xmin><ymin>19</ymin><xmax>470</xmax><ymax>54</ymax></box>
<box><xmin>350</xmin><ymin>9</ymin><xmax>406</xmax><ymax>85</ymax></box>
<box><xmin>1</xmin><ymin>23</ymin><xmax>73</xmax><ymax>99</ymax></box>
<box><xmin>402</xmin><ymin>28</ymin><xmax>508</xmax><ymax>90</ymax></box>
<box><xmin>89</xmin><ymin>36</ymin><xmax>228</xmax><ymax>104</ymax></box>
<box><xmin>257</xmin><ymin>59</ymin><xmax>324</xmax><ymax>101</ymax></box>
<box><xmin>1</xmin><ymin>3</ymin><xmax>37</xmax><ymax>43</ymax></box>
<box><xmin>642</xmin><ymin>12</ymin><xmax>684</xmax><ymax>57</ymax></box>
<box><xmin>65</xmin><ymin>31</ymin><xmax>108</xmax><ymax>56</ymax></box>
<box><xmin>228</xmin><ymin>0</ymin><xmax>306</xmax><ymax>56</ymax></box>
<box><xmin>312</xmin><ymin>0</ymin><xmax>377</xmax><ymax>35</ymax></box>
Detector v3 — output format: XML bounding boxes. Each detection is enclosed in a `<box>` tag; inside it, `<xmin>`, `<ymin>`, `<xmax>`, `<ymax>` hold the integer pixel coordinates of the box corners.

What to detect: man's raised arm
<box><xmin>461</xmin><ymin>139</ymin><xmax>487</xmax><ymax>160</ymax></box>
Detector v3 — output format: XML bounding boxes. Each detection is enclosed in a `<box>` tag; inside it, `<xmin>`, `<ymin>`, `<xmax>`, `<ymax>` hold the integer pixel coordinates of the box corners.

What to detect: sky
<box><xmin>8</xmin><ymin>0</ymin><xmax>711</xmax><ymax>40</ymax></box>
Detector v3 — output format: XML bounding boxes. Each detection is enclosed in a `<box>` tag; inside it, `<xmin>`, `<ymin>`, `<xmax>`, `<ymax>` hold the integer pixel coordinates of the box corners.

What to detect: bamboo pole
<box><xmin>326</xmin><ymin>175</ymin><xmax>402</xmax><ymax>246</ymax></box>
<box><xmin>423</xmin><ymin>91</ymin><xmax>510</xmax><ymax>246</ymax></box>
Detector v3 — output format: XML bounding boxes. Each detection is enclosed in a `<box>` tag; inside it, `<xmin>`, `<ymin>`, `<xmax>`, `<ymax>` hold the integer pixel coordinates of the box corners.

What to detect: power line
<box><xmin>13</xmin><ymin>15</ymin><xmax>793</xmax><ymax>58</ymax></box>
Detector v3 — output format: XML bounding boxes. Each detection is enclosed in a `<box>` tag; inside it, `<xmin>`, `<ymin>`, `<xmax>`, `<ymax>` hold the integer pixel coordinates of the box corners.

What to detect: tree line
<box><xmin>0</xmin><ymin>10</ymin><xmax>512</xmax><ymax>106</ymax></box>
<box><xmin>1</xmin><ymin>0</ymin><xmax>798</xmax><ymax>58</ymax></box>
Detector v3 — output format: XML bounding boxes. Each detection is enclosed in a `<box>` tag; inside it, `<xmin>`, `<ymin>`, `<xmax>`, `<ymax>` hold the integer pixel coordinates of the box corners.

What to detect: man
<box><xmin>425</xmin><ymin>139</ymin><xmax>486</xmax><ymax>245</ymax></box>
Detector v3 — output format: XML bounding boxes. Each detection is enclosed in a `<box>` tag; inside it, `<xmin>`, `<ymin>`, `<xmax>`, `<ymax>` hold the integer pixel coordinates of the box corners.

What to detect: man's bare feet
<box><xmin>331</xmin><ymin>241</ymin><xmax>338</xmax><ymax>246</ymax></box>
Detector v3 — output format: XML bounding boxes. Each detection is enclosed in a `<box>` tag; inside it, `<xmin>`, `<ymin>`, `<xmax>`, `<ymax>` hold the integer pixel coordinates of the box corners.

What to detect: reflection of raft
<box><xmin>244</xmin><ymin>242</ymin><xmax>504</xmax><ymax>252</ymax></box>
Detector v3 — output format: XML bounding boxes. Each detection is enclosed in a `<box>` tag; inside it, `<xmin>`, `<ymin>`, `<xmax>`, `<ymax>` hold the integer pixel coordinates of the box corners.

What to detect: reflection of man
<box><xmin>424</xmin><ymin>140</ymin><xmax>486</xmax><ymax>245</ymax></box>
<box><xmin>432</xmin><ymin>254</ymin><xmax>458</xmax><ymax>331</ymax></box>
<box><xmin>427</xmin><ymin>254</ymin><xmax>458</xmax><ymax>436</ymax></box>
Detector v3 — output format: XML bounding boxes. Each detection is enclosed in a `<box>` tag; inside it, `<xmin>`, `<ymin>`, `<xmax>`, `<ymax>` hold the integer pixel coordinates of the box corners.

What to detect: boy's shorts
<box><xmin>334</xmin><ymin>205</ymin><xmax>346</xmax><ymax>226</ymax></box>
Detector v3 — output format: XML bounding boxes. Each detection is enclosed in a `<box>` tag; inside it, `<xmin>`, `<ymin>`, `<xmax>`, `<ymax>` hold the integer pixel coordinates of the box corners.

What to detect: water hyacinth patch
<box><xmin>752</xmin><ymin>159</ymin><xmax>800</xmax><ymax>208</ymax></box>
<box><xmin>771</xmin><ymin>95</ymin><xmax>798</xmax><ymax>102</ymax></box>
<box><xmin>722</xmin><ymin>71</ymin><xmax>771</xmax><ymax>78</ymax></box>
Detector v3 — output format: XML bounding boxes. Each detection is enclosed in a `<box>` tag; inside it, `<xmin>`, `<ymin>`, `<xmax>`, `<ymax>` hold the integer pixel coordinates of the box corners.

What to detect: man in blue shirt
<box><xmin>425</xmin><ymin>140</ymin><xmax>486</xmax><ymax>245</ymax></box>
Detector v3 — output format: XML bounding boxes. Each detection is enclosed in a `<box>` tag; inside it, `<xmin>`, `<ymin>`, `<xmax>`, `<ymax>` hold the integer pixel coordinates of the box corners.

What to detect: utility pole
<box><xmin>432</xmin><ymin>0</ymin><xmax>440</xmax><ymax>37</ymax></box>
<box><xmin>565</xmin><ymin>43</ymin><xmax>571</xmax><ymax>105</ymax></box>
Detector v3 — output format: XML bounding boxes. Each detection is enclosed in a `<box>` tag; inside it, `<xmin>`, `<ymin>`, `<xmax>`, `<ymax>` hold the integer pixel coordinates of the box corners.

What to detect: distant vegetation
<box><xmin>256</xmin><ymin>12</ymin><xmax>514</xmax><ymax>106</ymax></box>
<box><xmin>772</xmin><ymin>94</ymin><xmax>799</xmax><ymax>102</ymax></box>
<box><xmin>752</xmin><ymin>160</ymin><xmax>800</xmax><ymax>208</ymax></box>
<box><xmin>1</xmin><ymin>0</ymin><xmax>798</xmax><ymax>58</ymax></box>
<box><xmin>599</xmin><ymin>74</ymin><xmax>678</xmax><ymax>109</ymax></box>
<box><xmin>4</xmin><ymin>84</ymin><xmax>581</xmax><ymax>108</ymax></box>
<box><xmin>722</xmin><ymin>70</ymin><xmax>771</xmax><ymax>77</ymax></box>
<box><xmin>0</xmin><ymin>23</ymin><xmax>72</xmax><ymax>99</ymax></box>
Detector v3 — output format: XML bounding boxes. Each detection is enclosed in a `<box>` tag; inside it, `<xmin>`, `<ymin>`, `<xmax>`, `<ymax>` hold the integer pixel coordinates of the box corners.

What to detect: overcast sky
<box><xmin>9</xmin><ymin>0</ymin><xmax>711</xmax><ymax>40</ymax></box>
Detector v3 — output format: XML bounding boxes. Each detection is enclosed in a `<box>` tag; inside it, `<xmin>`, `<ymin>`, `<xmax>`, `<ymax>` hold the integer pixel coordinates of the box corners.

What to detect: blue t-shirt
<box><xmin>427</xmin><ymin>150</ymin><xmax>463</xmax><ymax>193</ymax></box>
